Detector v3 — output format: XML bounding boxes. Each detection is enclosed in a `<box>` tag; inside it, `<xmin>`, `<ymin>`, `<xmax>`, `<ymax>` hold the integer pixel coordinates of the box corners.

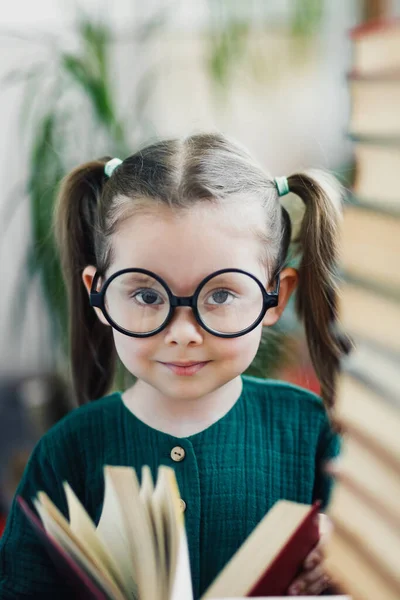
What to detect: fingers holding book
<box><xmin>287</xmin><ymin>513</ymin><xmax>332</xmax><ymax>596</ymax></box>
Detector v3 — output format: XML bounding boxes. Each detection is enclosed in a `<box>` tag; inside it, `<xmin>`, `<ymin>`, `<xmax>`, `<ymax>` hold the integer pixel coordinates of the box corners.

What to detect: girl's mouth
<box><xmin>160</xmin><ymin>361</ymin><xmax>210</xmax><ymax>376</ymax></box>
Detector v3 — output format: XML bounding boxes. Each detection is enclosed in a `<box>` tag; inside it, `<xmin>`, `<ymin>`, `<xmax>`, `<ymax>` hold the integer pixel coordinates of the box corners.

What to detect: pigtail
<box><xmin>53</xmin><ymin>158</ymin><xmax>116</xmax><ymax>405</ymax></box>
<box><xmin>287</xmin><ymin>170</ymin><xmax>352</xmax><ymax>415</ymax></box>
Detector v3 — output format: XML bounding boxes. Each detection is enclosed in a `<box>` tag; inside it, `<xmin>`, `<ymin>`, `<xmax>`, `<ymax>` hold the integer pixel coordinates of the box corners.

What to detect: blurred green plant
<box><xmin>2</xmin><ymin>14</ymin><xmax>163</xmax><ymax>393</ymax></box>
<box><xmin>3</xmin><ymin>15</ymin><xmax>158</xmax><ymax>363</ymax></box>
<box><xmin>290</xmin><ymin>0</ymin><xmax>324</xmax><ymax>37</ymax></box>
<box><xmin>206</xmin><ymin>0</ymin><xmax>325</xmax><ymax>88</ymax></box>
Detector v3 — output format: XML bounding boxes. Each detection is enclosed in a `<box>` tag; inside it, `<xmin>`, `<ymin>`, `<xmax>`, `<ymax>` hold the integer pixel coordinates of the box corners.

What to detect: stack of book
<box><xmin>325</xmin><ymin>18</ymin><xmax>400</xmax><ymax>600</ymax></box>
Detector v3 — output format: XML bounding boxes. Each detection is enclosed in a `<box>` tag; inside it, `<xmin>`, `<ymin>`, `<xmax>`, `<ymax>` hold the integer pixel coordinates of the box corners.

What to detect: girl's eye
<box><xmin>207</xmin><ymin>289</ymin><xmax>236</xmax><ymax>305</ymax></box>
<box><xmin>133</xmin><ymin>289</ymin><xmax>164</xmax><ymax>306</ymax></box>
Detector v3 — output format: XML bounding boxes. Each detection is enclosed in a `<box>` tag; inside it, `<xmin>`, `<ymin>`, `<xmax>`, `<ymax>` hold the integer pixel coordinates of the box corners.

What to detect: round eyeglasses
<box><xmin>90</xmin><ymin>268</ymin><xmax>280</xmax><ymax>339</ymax></box>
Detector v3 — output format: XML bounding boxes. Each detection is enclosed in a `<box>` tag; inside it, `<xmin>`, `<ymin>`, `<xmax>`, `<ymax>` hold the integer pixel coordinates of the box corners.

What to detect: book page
<box><xmin>170</xmin><ymin>525</ymin><xmax>193</xmax><ymax>600</ymax></box>
<box><xmin>106</xmin><ymin>466</ymin><xmax>162</xmax><ymax>600</ymax></box>
<box><xmin>140</xmin><ymin>466</ymin><xmax>154</xmax><ymax>499</ymax></box>
<box><xmin>97</xmin><ymin>466</ymin><xmax>139</xmax><ymax>598</ymax></box>
<box><xmin>155</xmin><ymin>469</ymin><xmax>179</xmax><ymax>597</ymax></box>
<box><xmin>140</xmin><ymin>467</ymin><xmax>158</xmax><ymax>548</ymax></box>
<box><xmin>64</xmin><ymin>482</ymin><xmax>130</xmax><ymax>597</ymax></box>
<box><xmin>140</xmin><ymin>467</ymin><xmax>169</xmax><ymax>593</ymax></box>
<box><xmin>158</xmin><ymin>468</ymin><xmax>193</xmax><ymax>600</ymax></box>
<box><xmin>151</xmin><ymin>468</ymin><xmax>171</xmax><ymax>595</ymax></box>
<box><xmin>34</xmin><ymin>495</ymin><xmax>126</xmax><ymax>600</ymax></box>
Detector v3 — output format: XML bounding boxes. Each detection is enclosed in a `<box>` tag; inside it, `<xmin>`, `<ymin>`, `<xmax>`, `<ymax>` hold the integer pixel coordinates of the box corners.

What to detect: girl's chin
<box><xmin>153</xmin><ymin>377</ymin><xmax>219</xmax><ymax>400</ymax></box>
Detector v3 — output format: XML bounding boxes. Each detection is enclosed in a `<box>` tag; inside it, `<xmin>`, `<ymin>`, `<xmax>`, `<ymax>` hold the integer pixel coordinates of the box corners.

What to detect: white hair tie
<box><xmin>104</xmin><ymin>158</ymin><xmax>123</xmax><ymax>178</ymax></box>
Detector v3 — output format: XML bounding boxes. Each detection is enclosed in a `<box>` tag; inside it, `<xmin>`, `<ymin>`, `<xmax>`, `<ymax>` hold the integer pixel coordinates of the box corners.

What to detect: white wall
<box><xmin>0</xmin><ymin>0</ymin><xmax>362</xmax><ymax>372</ymax></box>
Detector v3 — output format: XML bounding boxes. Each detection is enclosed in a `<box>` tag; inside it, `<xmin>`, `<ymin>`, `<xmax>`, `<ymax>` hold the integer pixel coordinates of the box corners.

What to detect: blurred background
<box><xmin>0</xmin><ymin>0</ymin><xmax>398</xmax><ymax>527</ymax></box>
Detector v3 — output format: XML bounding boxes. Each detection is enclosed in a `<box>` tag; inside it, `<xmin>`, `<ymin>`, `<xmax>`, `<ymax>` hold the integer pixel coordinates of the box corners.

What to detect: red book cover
<box><xmin>349</xmin><ymin>18</ymin><xmax>400</xmax><ymax>39</ymax></box>
<box><xmin>0</xmin><ymin>513</ymin><xmax>6</xmax><ymax>538</ymax></box>
<box><xmin>17</xmin><ymin>496</ymin><xmax>108</xmax><ymax>600</ymax></box>
<box><xmin>248</xmin><ymin>502</ymin><xmax>320</xmax><ymax>597</ymax></box>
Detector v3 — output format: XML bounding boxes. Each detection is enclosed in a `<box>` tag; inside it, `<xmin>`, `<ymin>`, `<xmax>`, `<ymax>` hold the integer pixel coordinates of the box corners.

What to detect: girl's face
<box><xmin>83</xmin><ymin>202</ymin><xmax>295</xmax><ymax>401</ymax></box>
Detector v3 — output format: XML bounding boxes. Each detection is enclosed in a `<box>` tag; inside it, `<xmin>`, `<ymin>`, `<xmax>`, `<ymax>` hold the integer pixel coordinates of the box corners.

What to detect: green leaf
<box><xmin>290</xmin><ymin>0</ymin><xmax>324</xmax><ymax>37</ymax></box>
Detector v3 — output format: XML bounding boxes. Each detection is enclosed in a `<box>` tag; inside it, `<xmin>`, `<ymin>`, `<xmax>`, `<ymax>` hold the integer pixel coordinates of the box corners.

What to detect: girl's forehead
<box><xmin>110</xmin><ymin>202</ymin><xmax>268</xmax><ymax>289</ymax></box>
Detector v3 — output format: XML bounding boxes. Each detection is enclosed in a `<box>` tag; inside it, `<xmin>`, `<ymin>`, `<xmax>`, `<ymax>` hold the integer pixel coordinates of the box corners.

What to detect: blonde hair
<box><xmin>54</xmin><ymin>132</ymin><xmax>350</xmax><ymax>411</ymax></box>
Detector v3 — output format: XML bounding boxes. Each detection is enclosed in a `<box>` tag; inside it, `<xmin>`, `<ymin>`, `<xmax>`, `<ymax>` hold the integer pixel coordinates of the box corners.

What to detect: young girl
<box><xmin>0</xmin><ymin>132</ymin><xmax>349</xmax><ymax>599</ymax></box>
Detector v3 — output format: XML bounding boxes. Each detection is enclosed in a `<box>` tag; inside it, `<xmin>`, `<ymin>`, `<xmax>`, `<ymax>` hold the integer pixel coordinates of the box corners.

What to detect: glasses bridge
<box><xmin>172</xmin><ymin>297</ymin><xmax>193</xmax><ymax>307</ymax></box>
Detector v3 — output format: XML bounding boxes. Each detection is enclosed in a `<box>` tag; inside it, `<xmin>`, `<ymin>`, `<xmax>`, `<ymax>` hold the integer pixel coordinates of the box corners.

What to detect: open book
<box><xmin>18</xmin><ymin>465</ymin><xmax>320</xmax><ymax>600</ymax></box>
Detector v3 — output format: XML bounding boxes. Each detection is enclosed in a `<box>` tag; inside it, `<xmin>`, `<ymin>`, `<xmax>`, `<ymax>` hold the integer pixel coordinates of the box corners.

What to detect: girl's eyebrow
<box><xmin>116</xmin><ymin>273</ymin><xmax>157</xmax><ymax>286</ymax></box>
<box><xmin>205</xmin><ymin>275</ymin><xmax>238</xmax><ymax>285</ymax></box>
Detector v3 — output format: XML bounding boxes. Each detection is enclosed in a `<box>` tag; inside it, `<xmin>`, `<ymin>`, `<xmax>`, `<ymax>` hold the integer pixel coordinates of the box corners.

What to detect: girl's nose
<box><xmin>163</xmin><ymin>308</ymin><xmax>204</xmax><ymax>346</ymax></box>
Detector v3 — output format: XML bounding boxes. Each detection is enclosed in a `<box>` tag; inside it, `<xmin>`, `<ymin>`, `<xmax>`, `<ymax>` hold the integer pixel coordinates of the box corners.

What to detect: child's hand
<box><xmin>287</xmin><ymin>513</ymin><xmax>333</xmax><ymax>596</ymax></box>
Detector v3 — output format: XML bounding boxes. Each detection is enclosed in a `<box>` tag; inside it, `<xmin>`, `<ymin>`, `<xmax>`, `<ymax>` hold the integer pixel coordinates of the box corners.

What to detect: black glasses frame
<box><xmin>90</xmin><ymin>268</ymin><xmax>280</xmax><ymax>339</ymax></box>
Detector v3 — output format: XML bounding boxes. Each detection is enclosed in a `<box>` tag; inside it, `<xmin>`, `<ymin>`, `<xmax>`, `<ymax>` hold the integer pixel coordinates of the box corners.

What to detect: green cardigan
<box><xmin>0</xmin><ymin>376</ymin><xmax>339</xmax><ymax>599</ymax></box>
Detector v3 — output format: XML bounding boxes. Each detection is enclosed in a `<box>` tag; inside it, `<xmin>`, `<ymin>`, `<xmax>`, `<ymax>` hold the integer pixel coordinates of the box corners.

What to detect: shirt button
<box><xmin>179</xmin><ymin>499</ymin><xmax>187</xmax><ymax>512</ymax></box>
<box><xmin>170</xmin><ymin>446</ymin><xmax>186</xmax><ymax>462</ymax></box>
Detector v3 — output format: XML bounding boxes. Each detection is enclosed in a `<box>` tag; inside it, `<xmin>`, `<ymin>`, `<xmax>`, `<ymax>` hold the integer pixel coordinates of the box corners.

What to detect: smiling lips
<box><xmin>160</xmin><ymin>361</ymin><xmax>210</xmax><ymax>376</ymax></box>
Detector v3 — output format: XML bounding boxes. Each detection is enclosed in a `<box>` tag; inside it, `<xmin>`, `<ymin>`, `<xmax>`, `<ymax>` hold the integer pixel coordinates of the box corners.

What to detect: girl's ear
<box><xmin>262</xmin><ymin>267</ymin><xmax>298</xmax><ymax>327</ymax></box>
<box><xmin>82</xmin><ymin>266</ymin><xmax>110</xmax><ymax>327</ymax></box>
